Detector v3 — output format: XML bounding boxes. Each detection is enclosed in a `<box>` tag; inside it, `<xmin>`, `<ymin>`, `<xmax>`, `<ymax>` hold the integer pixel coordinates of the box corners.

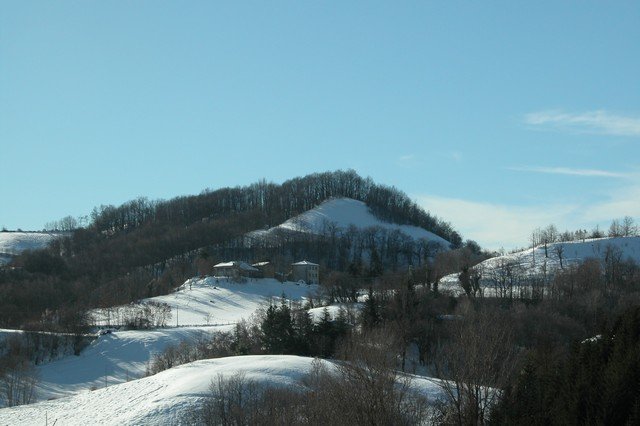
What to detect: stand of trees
<box><xmin>491</xmin><ymin>306</ymin><xmax>640</xmax><ymax>425</ymax></box>
<box><xmin>146</xmin><ymin>299</ymin><xmax>351</xmax><ymax>376</ymax></box>
<box><xmin>188</xmin><ymin>348</ymin><xmax>431</xmax><ymax>426</ymax></box>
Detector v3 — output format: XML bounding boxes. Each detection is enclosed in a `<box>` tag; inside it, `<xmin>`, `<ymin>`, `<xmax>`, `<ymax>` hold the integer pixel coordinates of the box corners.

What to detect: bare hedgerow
<box><xmin>0</xmin><ymin>355</ymin><xmax>39</xmax><ymax>407</ymax></box>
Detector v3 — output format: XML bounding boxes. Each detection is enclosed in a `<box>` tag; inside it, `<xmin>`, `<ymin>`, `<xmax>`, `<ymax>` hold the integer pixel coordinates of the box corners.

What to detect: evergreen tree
<box><xmin>361</xmin><ymin>287</ymin><xmax>381</xmax><ymax>329</ymax></box>
<box><xmin>260</xmin><ymin>302</ymin><xmax>295</xmax><ymax>354</ymax></box>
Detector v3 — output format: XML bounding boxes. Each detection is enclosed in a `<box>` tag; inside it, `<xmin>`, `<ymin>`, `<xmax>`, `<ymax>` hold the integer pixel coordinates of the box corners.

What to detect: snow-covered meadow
<box><xmin>21</xmin><ymin>277</ymin><xmax>319</xmax><ymax>404</ymax></box>
<box><xmin>0</xmin><ymin>354</ymin><xmax>447</xmax><ymax>425</ymax></box>
<box><xmin>440</xmin><ymin>236</ymin><xmax>640</xmax><ymax>295</ymax></box>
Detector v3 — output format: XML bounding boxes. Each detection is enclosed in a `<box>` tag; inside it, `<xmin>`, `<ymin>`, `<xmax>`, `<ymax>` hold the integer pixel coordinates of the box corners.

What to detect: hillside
<box><xmin>0</xmin><ymin>275</ymin><xmax>434</xmax><ymax>423</ymax></box>
<box><xmin>247</xmin><ymin>197</ymin><xmax>451</xmax><ymax>247</ymax></box>
<box><xmin>0</xmin><ymin>355</ymin><xmax>446</xmax><ymax>425</ymax></box>
<box><xmin>0</xmin><ymin>231</ymin><xmax>64</xmax><ymax>266</ymax></box>
<box><xmin>13</xmin><ymin>278</ymin><xmax>317</xmax><ymax>403</ymax></box>
<box><xmin>92</xmin><ymin>277</ymin><xmax>319</xmax><ymax>327</ymax></box>
<box><xmin>0</xmin><ymin>170</ymin><xmax>463</xmax><ymax>329</ymax></box>
<box><xmin>440</xmin><ymin>236</ymin><xmax>640</xmax><ymax>294</ymax></box>
<box><xmin>0</xmin><ymin>356</ymin><xmax>328</xmax><ymax>425</ymax></box>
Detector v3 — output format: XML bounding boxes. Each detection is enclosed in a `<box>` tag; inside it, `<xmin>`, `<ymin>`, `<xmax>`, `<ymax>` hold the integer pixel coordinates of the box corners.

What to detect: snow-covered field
<box><xmin>7</xmin><ymin>278</ymin><xmax>318</xmax><ymax>404</ymax></box>
<box><xmin>92</xmin><ymin>277</ymin><xmax>320</xmax><ymax>327</ymax></box>
<box><xmin>0</xmin><ymin>231</ymin><xmax>65</xmax><ymax>265</ymax></box>
<box><xmin>441</xmin><ymin>236</ymin><xmax>640</xmax><ymax>294</ymax></box>
<box><xmin>35</xmin><ymin>326</ymin><xmax>228</xmax><ymax>402</ymax></box>
<box><xmin>0</xmin><ymin>356</ymin><xmax>323</xmax><ymax>425</ymax></box>
<box><xmin>247</xmin><ymin>197</ymin><xmax>451</xmax><ymax>246</ymax></box>
<box><xmin>0</xmin><ymin>355</ymin><xmax>446</xmax><ymax>425</ymax></box>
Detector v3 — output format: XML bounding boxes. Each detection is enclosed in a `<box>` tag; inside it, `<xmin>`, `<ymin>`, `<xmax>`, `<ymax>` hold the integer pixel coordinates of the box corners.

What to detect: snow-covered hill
<box><xmin>247</xmin><ymin>197</ymin><xmax>451</xmax><ymax>247</ymax></box>
<box><xmin>441</xmin><ymin>236</ymin><xmax>640</xmax><ymax>294</ymax></box>
<box><xmin>0</xmin><ymin>356</ymin><xmax>324</xmax><ymax>425</ymax></box>
<box><xmin>19</xmin><ymin>278</ymin><xmax>317</xmax><ymax>403</ymax></box>
<box><xmin>0</xmin><ymin>231</ymin><xmax>65</xmax><ymax>265</ymax></box>
<box><xmin>0</xmin><ymin>276</ymin><xmax>417</xmax><ymax>420</ymax></box>
<box><xmin>0</xmin><ymin>355</ymin><xmax>445</xmax><ymax>425</ymax></box>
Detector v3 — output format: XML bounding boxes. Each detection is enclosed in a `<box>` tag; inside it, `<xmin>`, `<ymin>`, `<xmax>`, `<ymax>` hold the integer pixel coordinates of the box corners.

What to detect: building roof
<box><xmin>238</xmin><ymin>262</ymin><xmax>259</xmax><ymax>271</ymax></box>
<box><xmin>213</xmin><ymin>261</ymin><xmax>259</xmax><ymax>271</ymax></box>
<box><xmin>292</xmin><ymin>260</ymin><xmax>318</xmax><ymax>266</ymax></box>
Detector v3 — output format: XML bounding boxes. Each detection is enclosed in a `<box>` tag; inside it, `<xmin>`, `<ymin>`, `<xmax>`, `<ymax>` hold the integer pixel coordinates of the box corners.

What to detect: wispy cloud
<box><xmin>396</xmin><ymin>154</ymin><xmax>416</xmax><ymax>168</ymax></box>
<box><xmin>508</xmin><ymin>165</ymin><xmax>631</xmax><ymax>179</ymax></box>
<box><xmin>416</xmin><ymin>178</ymin><xmax>640</xmax><ymax>250</ymax></box>
<box><xmin>524</xmin><ymin>110</ymin><xmax>640</xmax><ymax>137</ymax></box>
<box><xmin>416</xmin><ymin>195</ymin><xmax>577</xmax><ymax>250</ymax></box>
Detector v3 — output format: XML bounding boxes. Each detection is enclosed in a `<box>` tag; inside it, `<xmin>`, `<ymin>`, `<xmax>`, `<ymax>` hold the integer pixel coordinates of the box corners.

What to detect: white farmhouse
<box><xmin>291</xmin><ymin>260</ymin><xmax>319</xmax><ymax>284</ymax></box>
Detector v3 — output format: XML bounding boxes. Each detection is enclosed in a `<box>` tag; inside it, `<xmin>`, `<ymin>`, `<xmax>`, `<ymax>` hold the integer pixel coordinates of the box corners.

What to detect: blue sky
<box><xmin>1</xmin><ymin>1</ymin><xmax>639</xmax><ymax>249</ymax></box>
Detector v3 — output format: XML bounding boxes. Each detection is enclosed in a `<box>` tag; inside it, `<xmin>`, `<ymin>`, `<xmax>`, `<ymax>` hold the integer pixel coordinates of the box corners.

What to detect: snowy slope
<box><xmin>0</xmin><ymin>355</ymin><xmax>445</xmax><ymax>426</ymax></box>
<box><xmin>35</xmin><ymin>326</ymin><xmax>228</xmax><ymax>402</ymax></box>
<box><xmin>247</xmin><ymin>197</ymin><xmax>450</xmax><ymax>246</ymax></box>
<box><xmin>0</xmin><ymin>231</ymin><xmax>65</xmax><ymax>265</ymax></box>
<box><xmin>440</xmin><ymin>236</ymin><xmax>640</xmax><ymax>294</ymax></box>
<box><xmin>92</xmin><ymin>277</ymin><xmax>320</xmax><ymax>327</ymax></box>
<box><xmin>1</xmin><ymin>356</ymin><xmax>322</xmax><ymax>425</ymax></box>
<box><xmin>307</xmin><ymin>303</ymin><xmax>363</xmax><ymax>323</ymax></box>
<box><xmin>27</xmin><ymin>278</ymin><xmax>317</xmax><ymax>403</ymax></box>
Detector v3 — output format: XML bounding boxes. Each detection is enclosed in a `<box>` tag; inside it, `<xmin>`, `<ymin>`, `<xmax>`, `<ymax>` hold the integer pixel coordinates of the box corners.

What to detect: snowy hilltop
<box><xmin>0</xmin><ymin>231</ymin><xmax>65</xmax><ymax>266</ymax></box>
<box><xmin>247</xmin><ymin>197</ymin><xmax>451</xmax><ymax>246</ymax></box>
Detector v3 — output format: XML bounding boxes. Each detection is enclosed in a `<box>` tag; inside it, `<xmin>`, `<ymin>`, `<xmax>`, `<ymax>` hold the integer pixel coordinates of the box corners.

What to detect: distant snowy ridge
<box><xmin>441</xmin><ymin>236</ymin><xmax>640</xmax><ymax>293</ymax></box>
<box><xmin>0</xmin><ymin>231</ymin><xmax>65</xmax><ymax>265</ymax></box>
<box><xmin>247</xmin><ymin>197</ymin><xmax>450</xmax><ymax>246</ymax></box>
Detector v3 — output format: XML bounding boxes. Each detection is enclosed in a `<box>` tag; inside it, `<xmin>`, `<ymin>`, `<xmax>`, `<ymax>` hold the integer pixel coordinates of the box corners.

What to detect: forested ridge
<box><xmin>87</xmin><ymin>169</ymin><xmax>459</xmax><ymax>242</ymax></box>
<box><xmin>0</xmin><ymin>170</ymin><xmax>462</xmax><ymax>329</ymax></box>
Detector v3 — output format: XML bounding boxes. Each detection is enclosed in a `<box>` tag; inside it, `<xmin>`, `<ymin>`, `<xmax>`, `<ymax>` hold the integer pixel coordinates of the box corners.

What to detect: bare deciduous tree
<box><xmin>554</xmin><ymin>244</ymin><xmax>566</xmax><ymax>270</ymax></box>
<box><xmin>433</xmin><ymin>302</ymin><xmax>519</xmax><ymax>425</ymax></box>
<box><xmin>0</xmin><ymin>357</ymin><xmax>39</xmax><ymax>407</ymax></box>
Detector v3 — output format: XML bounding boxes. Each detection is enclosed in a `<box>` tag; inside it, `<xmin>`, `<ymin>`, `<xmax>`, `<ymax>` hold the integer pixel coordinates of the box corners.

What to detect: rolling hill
<box><xmin>0</xmin><ymin>355</ymin><xmax>446</xmax><ymax>426</ymax></box>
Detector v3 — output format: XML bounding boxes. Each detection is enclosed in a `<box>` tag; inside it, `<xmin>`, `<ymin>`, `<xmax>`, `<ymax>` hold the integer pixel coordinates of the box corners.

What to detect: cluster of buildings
<box><xmin>212</xmin><ymin>260</ymin><xmax>319</xmax><ymax>284</ymax></box>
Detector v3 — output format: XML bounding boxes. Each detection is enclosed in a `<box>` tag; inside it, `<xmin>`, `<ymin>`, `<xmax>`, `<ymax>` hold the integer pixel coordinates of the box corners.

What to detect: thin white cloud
<box><xmin>416</xmin><ymin>181</ymin><xmax>640</xmax><ymax>251</ymax></box>
<box><xmin>416</xmin><ymin>195</ymin><xmax>577</xmax><ymax>251</ymax></box>
<box><xmin>524</xmin><ymin>110</ymin><xmax>640</xmax><ymax>137</ymax></box>
<box><xmin>508</xmin><ymin>166</ymin><xmax>630</xmax><ymax>179</ymax></box>
<box><xmin>396</xmin><ymin>154</ymin><xmax>416</xmax><ymax>168</ymax></box>
<box><xmin>580</xmin><ymin>184</ymin><xmax>640</xmax><ymax>223</ymax></box>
